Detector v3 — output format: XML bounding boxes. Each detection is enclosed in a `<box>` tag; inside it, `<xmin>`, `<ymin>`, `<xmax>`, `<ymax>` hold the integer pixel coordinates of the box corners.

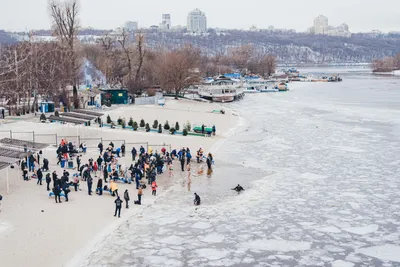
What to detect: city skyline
<box><xmin>1</xmin><ymin>0</ymin><xmax>399</xmax><ymax>32</ymax></box>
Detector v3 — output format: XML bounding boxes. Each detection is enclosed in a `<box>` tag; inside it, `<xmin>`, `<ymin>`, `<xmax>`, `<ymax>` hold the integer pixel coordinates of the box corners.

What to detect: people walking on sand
<box><xmin>151</xmin><ymin>181</ymin><xmax>158</xmax><ymax>196</ymax></box>
<box><xmin>97</xmin><ymin>155</ymin><xmax>103</xmax><ymax>170</ymax></box>
<box><xmin>103</xmin><ymin>164</ymin><xmax>108</xmax><ymax>182</ymax></box>
<box><xmin>52</xmin><ymin>171</ymin><xmax>58</xmax><ymax>187</ymax></box>
<box><xmin>114</xmin><ymin>196</ymin><xmax>123</xmax><ymax>218</ymax></box>
<box><xmin>42</xmin><ymin>158</ymin><xmax>49</xmax><ymax>172</ymax></box>
<box><xmin>73</xmin><ymin>175</ymin><xmax>79</xmax><ymax>191</ymax></box>
<box><xmin>53</xmin><ymin>184</ymin><xmax>62</xmax><ymax>203</ymax></box>
<box><xmin>186</xmin><ymin>148</ymin><xmax>192</xmax><ymax>165</ymax></box>
<box><xmin>96</xmin><ymin>178</ymin><xmax>103</xmax><ymax>195</ymax></box>
<box><xmin>194</xmin><ymin>193</ymin><xmax>201</xmax><ymax>206</ymax></box>
<box><xmin>206</xmin><ymin>153</ymin><xmax>213</xmax><ymax>176</ymax></box>
<box><xmin>136</xmin><ymin>186</ymin><xmax>143</xmax><ymax>205</ymax></box>
<box><xmin>121</xmin><ymin>143</ymin><xmax>126</xmax><ymax>157</ymax></box>
<box><xmin>131</xmin><ymin>147</ymin><xmax>137</xmax><ymax>161</ymax></box>
<box><xmin>110</xmin><ymin>180</ymin><xmax>118</xmax><ymax>197</ymax></box>
<box><xmin>93</xmin><ymin>162</ymin><xmax>98</xmax><ymax>177</ymax></box>
<box><xmin>98</xmin><ymin>142</ymin><xmax>103</xmax><ymax>154</ymax></box>
<box><xmin>37</xmin><ymin>168</ymin><xmax>43</xmax><ymax>185</ymax></box>
<box><xmin>76</xmin><ymin>156</ymin><xmax>81</xmax><ymax>171</ymax></box>
<box><xmin>87</xmin><ymin>175</ymin><xmax>93</xmax><ymax>195</ymax></box>
<box><xmin>124</xmin><ymin>189</ymin><xmax>130</xmax><ymax>208</ymax></box>
<box><xmin>46</xmin><ymin>173</ymin><xmax>51</xmax><ymax>191</ymax></box>
<box><xmin>180</xmin><ymin>154</ymin><xmax>185</xmax><ymax>172</ymax></box>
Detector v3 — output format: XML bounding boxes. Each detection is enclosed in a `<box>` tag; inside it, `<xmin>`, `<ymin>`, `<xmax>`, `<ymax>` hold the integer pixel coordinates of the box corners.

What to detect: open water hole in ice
<box><xmin>82</xmin><ymin>70</ymin><xmax>400</xmax><ymax>267</ymax></box>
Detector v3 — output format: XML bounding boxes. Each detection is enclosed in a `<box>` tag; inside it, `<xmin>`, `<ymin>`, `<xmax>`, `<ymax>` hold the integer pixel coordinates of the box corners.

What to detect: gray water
<box><xmin>83</xmin><ymin>70</ymin><xmax>400</xmax><ymax>267</ymax></box>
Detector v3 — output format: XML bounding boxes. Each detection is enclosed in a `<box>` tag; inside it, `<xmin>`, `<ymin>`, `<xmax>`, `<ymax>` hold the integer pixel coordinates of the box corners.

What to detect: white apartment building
<box><xmin>314</xmin><ymin>15</ymin><xmax>328</xmax><ymax>34</ymax></box>
<box><xmin>187</xmin><ymin>8</ymin><xmax>207</xmax><ymax>33</ymax></box>
<box><xmin>311</xmin><ymin>15</ymin><xmax>351</xmax><ymax>37</ymax></box>
<box><xmin>160</xmin><ymin>14</ymin><xmax>171</xmax><ymax>30</ymax></box>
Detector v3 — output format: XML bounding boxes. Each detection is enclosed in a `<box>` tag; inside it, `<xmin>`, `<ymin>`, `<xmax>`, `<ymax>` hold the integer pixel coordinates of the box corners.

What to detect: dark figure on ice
<box><xmin>194</xmin><ymin>193</ymin><xmax>201</xmax><ymax>206</ymax></box>
<box><xmin>232</xmin><ymin>184</ymin><xmax>245</xmax><ymax>194</ymax></box>
<box><xmin>45</xmin><ymin>173</ymin><xmax>51</xmax><ymax>191</ymax></box>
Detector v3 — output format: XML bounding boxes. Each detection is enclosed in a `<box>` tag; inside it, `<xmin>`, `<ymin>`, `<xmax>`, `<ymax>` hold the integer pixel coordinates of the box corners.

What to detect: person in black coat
<box><xmin>76</xmin><ymin>156</ymin><xmax>81</xmax><ymax>171</ymax></box>
<box><xmin>97</xmin><ymin>156</ymin><xmax>103</xmax><ymax>169</ymax></box>
<box><xmin>103</xmin><ymin>165</ymin><xmax>108</xmax><ymax>183</ymax></box>
<box><xmin>96</xmin><ymin>178</ymin><xmax>103</xmax><ymax>195</ymax></box>
<box><xmin>124</xmin><ymin>189</ymin><xmax>130</xmax><ymax>208</ymax></box>
<box><xmin>121</xmin><ymin>144</ymin><xmax>126</xmax><ymax>157</ymax></box>
<box><xmin>114</xmin><ymin>196</ymin><xmax>123</xmax><ymax>217</ymax></box>
<box><xmin>98</xmin><ymin>142</ymin><xmax>103</xmax><ymax>154</ymax></box>
<box><xmin>52</xmin><ymin>171</ymin><xmax>58</xmax><ymax>187</ymax></box>
<box><xmin>42</xmin><ymin>158</ymin><xmax>49</xmax><ymax>172</ymax></box>
<box><xmin>87</xmin><ymin>175</ymin><xmax>93</xmax><ymax>195</ymax></box>
<box><xmin>53</xmin><ymin>184</ymin><xmax>62</xmax><ymax>203</ymax></box>
<box><xmin>45</xmin><ymin>173</ymin><xmax>52</xmax><ymax>191</ymax></box>
<box><xmin>37</xmin><ymin>168</ymin><xmax>43</xmax><ymax>185</ymax></box>
<box><xmin>194</xmin><ymin>193</ymin><xmax>201</xmax><ymax>206</ymax></box>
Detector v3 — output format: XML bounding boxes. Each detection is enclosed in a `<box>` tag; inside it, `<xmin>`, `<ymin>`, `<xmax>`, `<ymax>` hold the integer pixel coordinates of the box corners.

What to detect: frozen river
<box><xmin>82</xmin><ymin>70</ymin><xmax>400</xmax><ymax>267</ymax></box>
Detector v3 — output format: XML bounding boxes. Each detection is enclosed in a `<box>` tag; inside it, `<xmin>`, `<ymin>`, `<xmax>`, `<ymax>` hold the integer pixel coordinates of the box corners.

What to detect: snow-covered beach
<box><xmin>0</xmin><ymin>100</ymin><xmax>239</xmax><ymax>267</ymax></box>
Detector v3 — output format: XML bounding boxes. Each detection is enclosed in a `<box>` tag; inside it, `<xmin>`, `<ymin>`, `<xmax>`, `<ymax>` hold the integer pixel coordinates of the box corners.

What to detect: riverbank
<box><xmin>0</xmin><ymin>99</ymin><xmax>239</xmax><ymax>267</ymax></box>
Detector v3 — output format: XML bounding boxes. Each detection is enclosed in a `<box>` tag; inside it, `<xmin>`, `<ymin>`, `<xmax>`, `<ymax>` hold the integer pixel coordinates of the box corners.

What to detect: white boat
<box><xmin>198</xmin><ymin>76</ymin><xmax>244</xmax><ymax>102</ymax></box>
<box><xmin>243</xmin><ymin>86</ymin><xmax>260</xmax><ymax>93</ymax></box>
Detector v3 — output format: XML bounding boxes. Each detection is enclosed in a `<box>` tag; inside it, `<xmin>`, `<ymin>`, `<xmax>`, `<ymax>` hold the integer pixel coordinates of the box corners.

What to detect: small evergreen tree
<box><xmin>132</xmin><ymin>121</ymin><xmax>138</xmax><ymax>131</ymax></box>
<box><xmin>170</xmin><ymin>127</ymin><xmax>176</xmax><ymax>135</ymax></box>
<box><xmin>175</xmin><ymin>122</ymin><xmax>180</xmax><ymax>131</ymax></box>
<box><xmin>128</xmin><ymin>117</ymin><xmax>134</xmax><ymax>127</ymax></box>
<box><xmin>140</xmin><ymin>119</ymin><xmax>145</xmax><ymax>128</ymax></box>
<box><xmin>153</xmin><ymin>120</ymin><xmax>159</xmax><ymax>129</ymax></box>
<box><xmin>185</xmin><ymin>121</ymin><xmax>191</xmax><ymax>132</ymax></box>
<box><xmin>158</xmin><ymin>124</ymin><xmax>162</xmax><ymax>133</ymax></box>
<box><xmin>145</xmin><ymin>123</ymin><xmax>150</xmax><ymax>132</ymax></box>
<box><xmin>117</xmin><ymin>117</ymin><xmax>123</xmax><ymax>125</ymax></box>
<box><xmin>164</xmin><ymin>120</ymin><xmax>170</xmax><ymax>130</ymax></box>
<box><xmin>107</xmin><ymin>115</ymin><xmax>112</xmax><ymax>124</ymax></box>
<box><xmin>183</xmin><ymin>128</ymin><xmax>188</xmax><ymax>136</ymax></box>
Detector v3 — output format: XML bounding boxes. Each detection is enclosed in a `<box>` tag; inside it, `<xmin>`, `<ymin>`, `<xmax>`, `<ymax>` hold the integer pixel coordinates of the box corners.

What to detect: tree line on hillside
<box><xmin>0</xmin><ymin>0</ymin><xmax>276</xmax><ymax>115</ymax></box>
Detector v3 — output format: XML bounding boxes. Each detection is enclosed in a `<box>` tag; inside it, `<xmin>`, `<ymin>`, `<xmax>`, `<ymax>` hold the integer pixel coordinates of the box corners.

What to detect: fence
<box><xmin>0</xmin><ymin>130</ymin><xmax>172</xmax><ymax>154</ymax></box>
<box><xmin>134</xmin><ymin>94</ymin><xmax>163</xmax><ymax>105</ymax></box>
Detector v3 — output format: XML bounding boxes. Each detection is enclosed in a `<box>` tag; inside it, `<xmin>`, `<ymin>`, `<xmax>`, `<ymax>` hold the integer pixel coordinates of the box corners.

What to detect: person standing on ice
<box><xmin>151</xmin><ymin>181</ymin><xmax>158</xmax><ymax>196</ymax></box>
<box><xmin>194</xmin><ymin>193</ymin><xmax>201</xmax><ymax>206</ymax></box>
<box><xmin>45</xmin><ymin>173</ymin><xmax>51</xmax><ymax>191</ymax></box>
<box><xmin>98</xmin><ymin>142</ymin><xmax>103</xmax><ymax>154</ymax></box>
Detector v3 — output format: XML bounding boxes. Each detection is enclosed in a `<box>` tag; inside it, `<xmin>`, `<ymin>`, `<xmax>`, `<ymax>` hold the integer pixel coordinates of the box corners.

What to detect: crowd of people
<box><xmin>19</xmin><ymin>138</ymin><xmax>218</xmax><ymax>218</ymax></box>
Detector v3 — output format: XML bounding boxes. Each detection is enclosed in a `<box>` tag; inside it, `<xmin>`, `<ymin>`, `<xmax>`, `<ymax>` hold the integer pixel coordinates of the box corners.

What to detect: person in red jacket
<box><xmin>151</xmin><ymin>181</ymin><xmax>158</xmax><ymax>196</ymax></box>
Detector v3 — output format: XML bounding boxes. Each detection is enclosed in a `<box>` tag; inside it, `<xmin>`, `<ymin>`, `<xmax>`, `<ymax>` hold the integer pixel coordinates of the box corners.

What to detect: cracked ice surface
<box><xmin>82</xmin><ymin>76</ymin><xmax>400</xmax><ymax>266</ymax></box>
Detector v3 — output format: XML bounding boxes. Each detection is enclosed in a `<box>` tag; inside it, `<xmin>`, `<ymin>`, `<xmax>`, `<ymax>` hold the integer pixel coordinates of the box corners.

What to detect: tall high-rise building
<box><xmin>187</xmin><ymin>8</ymin><xmax>207</xmax><ymax>33</ymax></box>
<box><xmin>313</xmin><ymin>15</ymin><xmax>328</xmax><ymax>34</ymax></box>
<box><xmin>160</xmin><ymin>14</ymin><xmax>171</xmax><ymax>30</ymax></box>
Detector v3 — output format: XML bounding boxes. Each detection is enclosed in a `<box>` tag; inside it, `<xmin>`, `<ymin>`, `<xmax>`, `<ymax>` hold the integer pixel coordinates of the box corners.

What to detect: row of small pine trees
<box><xmin>106</xmin><ymin>115</ymin><xmax>191</xmax><ymax>136</ymax></box>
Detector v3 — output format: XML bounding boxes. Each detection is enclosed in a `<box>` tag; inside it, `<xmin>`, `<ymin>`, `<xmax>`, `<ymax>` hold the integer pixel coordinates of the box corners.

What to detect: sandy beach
<box><xmin>0</xmin><ymin>99</ymin><xmax>239</xmax><ymax>267</ymax></box>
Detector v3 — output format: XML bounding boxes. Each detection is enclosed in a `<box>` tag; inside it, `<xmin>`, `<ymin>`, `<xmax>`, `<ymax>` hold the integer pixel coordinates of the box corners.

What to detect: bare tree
<box><xmin>158</xmin><ymin>45</ymin><xmax>201</xmax><ymax>99</ymax></box>
<box><xmin>49</xmin><ymin>0</ymin><xmax>80</xmax><ymax>108</ymax></box>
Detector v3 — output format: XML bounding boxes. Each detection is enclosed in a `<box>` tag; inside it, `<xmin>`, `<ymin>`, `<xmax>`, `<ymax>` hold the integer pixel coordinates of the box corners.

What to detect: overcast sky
<box><xmin>1</xmin><ymin>0</ymin><xmax>399</xmax><ymax>32</ymax></box>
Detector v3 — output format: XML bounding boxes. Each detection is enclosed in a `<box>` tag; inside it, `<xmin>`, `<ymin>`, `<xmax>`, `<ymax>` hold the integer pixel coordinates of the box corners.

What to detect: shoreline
<box><xmin>68</xmin><ymin>102</ymin><xmax>243</xmax><ymax>267</ymax></box>
<box><xmin>0</xmin><ymin>99</ymin><xmax>240</xmax><ymax>267</ymax></box>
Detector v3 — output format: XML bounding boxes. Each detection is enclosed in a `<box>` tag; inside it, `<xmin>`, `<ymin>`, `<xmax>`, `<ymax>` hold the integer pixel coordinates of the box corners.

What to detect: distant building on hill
<box><xmin>160</xmin><ymin>14</ymin><xmax>171</xmax><ymax>30</ymax></box>
<box><xmin>187</xmin><ymin>8</ymin><xmax>207</xmax><ymax>33</ymax></box>
<box><xmin>309</xmin><ymin>15</ymin><xmax>351</xmax><ymax>37</ymax></box>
